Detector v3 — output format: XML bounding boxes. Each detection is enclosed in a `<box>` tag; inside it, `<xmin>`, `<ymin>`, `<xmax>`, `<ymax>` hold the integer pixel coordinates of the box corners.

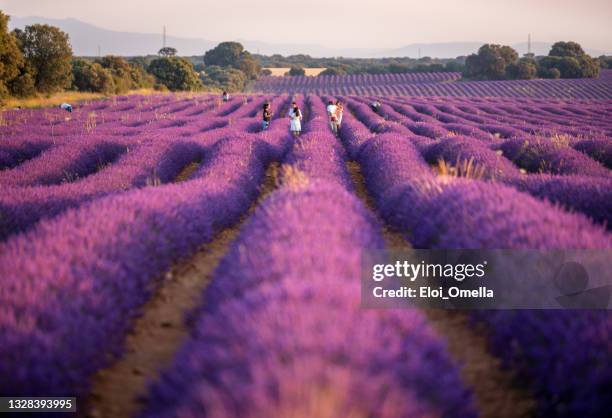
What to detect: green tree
<box><xmin>203</xmin><ymin>42</ymin><xmax>260</xmax><ymax>79</ymax></box>
<box><xmin>288</xmin><ymin>66</ymin><xmax>305</xmax><ymax>76</ymax></box>
<box><xmin>149</xmin><ymin>56</ymin><xmax>202</xmax><ymax>91</ymax></box>
<box><xmin>598</xmin><ymin>56</ymin><xmax>612</xmax><ymax>69</ymax></box>
<box><xmin>204</xmin><ymin>42</ymin><xmax>244</xmax><ymax>67</ymax></box>
<box><xmin>96</xmin><ymin>55</ymin><xmax>133</xmax><ymax>93</ymax></box>
<box><xmin>444</xmin><ymin>61</ymin><xmax>464</xmax><ymax>72</ymax></box>
<box><xmin>538</xmin><ymin>55</ymin><xmax>598</xmax><ymax>78</ymax></box>
<box><xmin>200</xmin><ymin>65</ymin><xmax>247</xmax><ymax>92</ymax></box>
<box><xmin>576</xmin><ymin>55</ymin><xmax>599</xmax><ymax>78</ymax></box>
<box><xmin>463</xmin><ymin>44</ymin><xmax>518</xmax><ymax>80</ymax></box>
<box><xmin>507</xmin><ymin>58</ymin><xmax>537</xmax><ymax>80</ymax></box>
<box><xmin>0</xmin><ymin>11</ymin><xmax>25</xmax><ymax>99</ymax></box>
<box><xmin>128</xmin><ymin>62</ymin><xmax>155</xmax><ymax>89</ymax></box>
<box><xmin>319</xmin><ymin>67</ymin><xmax>347</xmax><ymax>76</ymax></box>
<box><xmin>541</xmin><ymin>41</ymin><xmax>599</xmax><ymax>78</ymax></box>
<box><xmin>538</xmin><ymin>65</ymin><xmax>561</xmax><ymax>79</ymax></box>
<box><xmin>549</xmin><ymin>41</ymin><xmax>585</xmax><ymax>58</ymax></box>
<box><xmin>13</xmin><ymin>24</ymin><xmax>73</xmax><ymax>93</ymax></box>
<box><xmin>9</xmin><ymin>69</ymin><xmax>36</xmax><ymax>97</ymax></box>
<box><xmin>158</xmin><ymin>47</ymin><xmax>177</xmax><ymax>57</ymax></box>
<box><xmin>237</xmin><ymin>54</ymin><xmax>261</xmax><ymax>80</ymax></box>
<box><xmin>388</xmin><ymin>63</ymin><xmax>411</xmax><ymax>73</ymax></box>
<box><xmin>72</xmin><ymin>59</ymin><xmax>115</xmax><ymax>93</ymax></box>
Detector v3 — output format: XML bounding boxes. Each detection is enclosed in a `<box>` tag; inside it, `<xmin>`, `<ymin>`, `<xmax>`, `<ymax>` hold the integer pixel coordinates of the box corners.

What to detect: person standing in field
<box><xmin>262</xmin><ymin>102</ymin><xmax>272</xmax><ymax>130</ymax></box>
<box><xmin>288</xmin><ymin>101</ymin><xmax>302</xmax><ymax>137</ymax></box>
<box><xmin>222</xmin><ymin>91</ymin><xmax>230</xmax><ymax>102</ymax></box>
<box><xmin>370</xmin><ymin>100</ymin><xmax>381</xmax><ymax>114</ymax></box>
<box><xmin>335</xmin><ymin>100</ymin><xmax>344</xmax><ymax>132</ymax></box>
<box><xmin>326</xmin><ymin>100</ymin><xmax>338</xmax><ymax>134</ymax></box>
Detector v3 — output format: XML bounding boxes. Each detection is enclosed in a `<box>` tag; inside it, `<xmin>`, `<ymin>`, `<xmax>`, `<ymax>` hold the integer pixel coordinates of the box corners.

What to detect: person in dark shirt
<box><xmin>262</xmin><ymin>102</ymin><xmax>272</xmax><ymax>130</ymax></box>
<box><xmin>370</xmin><ymin>100</ymin><xmax>381</xmax><ymax>114</ymax></box>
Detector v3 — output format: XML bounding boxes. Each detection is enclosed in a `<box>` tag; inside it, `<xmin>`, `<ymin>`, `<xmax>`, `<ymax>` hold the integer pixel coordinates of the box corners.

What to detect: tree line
<box><xmin>0</xmin><ymin>12</ymin><xmax>262</xmax><ymax>102</ymax></box>
<box><xmin>257</xmin><ymin>54</ymin><xmax>465</xmax><ymax>76</ymax></box>
<box><xmin>463</xmin><ymin>42</ymin><xmax>601</xmax><ymax>80</ymax></box>
<box><xmin>1</xmin><ymin>9</ymin><xmax>609</xmax><ymax>102</ymax></box>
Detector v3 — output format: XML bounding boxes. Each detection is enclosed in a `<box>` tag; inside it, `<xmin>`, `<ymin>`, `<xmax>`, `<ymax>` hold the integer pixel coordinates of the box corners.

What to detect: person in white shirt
<box><xmin>222</xmin><ymin>91</ymin><xmax>230</xmax><ymax>102</ymax></box>
<box><xmin>288</xmin><ymin>101</ymin><xmax>302</xmax><ymax>137</ymax></box>
<box><xmin>335</xmin><ymin>100</ymin><xmax>344</xmax><ymax>132</ymax></box>
<box><xmin>326</xmin><ymin>100</ymin><xmax>338</xmax><ymax>133</ymax></box>
<box><xmin>59</xmin><ymin>103</ymin><xmax>73</xmax><ymax>113</ymax></box>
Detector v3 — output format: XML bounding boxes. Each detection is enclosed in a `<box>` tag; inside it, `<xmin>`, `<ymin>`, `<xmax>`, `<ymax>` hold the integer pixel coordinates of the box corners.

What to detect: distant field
<box><xmin>263</xmin><ymin>67</ymin><xmax>327</xmax><ymax>76</ymax></box>
<box><xmin>253</xmin><ymin>69</ymin><xmax>612</xmax><ymax>99</ymax></box>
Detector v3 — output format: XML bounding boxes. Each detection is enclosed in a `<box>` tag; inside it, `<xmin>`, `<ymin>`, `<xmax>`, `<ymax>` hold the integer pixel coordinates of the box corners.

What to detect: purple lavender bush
<box><xmin>138</xmin><ymin>181</ymin><xmax>477</xmax><ymax>418</ymax></box>
<box><xmin>0</xmin><ymin>134</ymin><xmax>278</xmax><ymax>398</ymax></box>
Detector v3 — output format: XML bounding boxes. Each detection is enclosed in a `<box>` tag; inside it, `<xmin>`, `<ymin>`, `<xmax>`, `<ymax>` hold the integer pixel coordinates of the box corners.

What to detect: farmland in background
<box><xmin>253</xmin><ymin>69</ymin><xmax>612</xmax><ymax>98</ymax></box>
<box><xmin>263</xmin><ymin>67</ymin><xmax>327</xmax><ymax>76</ymax></box>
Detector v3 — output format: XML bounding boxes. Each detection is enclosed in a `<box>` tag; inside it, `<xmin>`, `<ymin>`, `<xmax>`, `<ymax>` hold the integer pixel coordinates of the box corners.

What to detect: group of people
<box><xmin>261</xmin><ymin>99</ymin><xmax>344</xmax><ymax>138</ymax></box>
<box><xmin>261</xmin><ymin>100</ymin><xmax>303</xmax><ymax>137</ymax></box>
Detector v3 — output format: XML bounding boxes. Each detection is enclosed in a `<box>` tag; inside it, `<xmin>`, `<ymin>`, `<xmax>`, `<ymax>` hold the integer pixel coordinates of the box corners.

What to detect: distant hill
<box><xmin>9</xmin><ymin>16</ymin><xmax>217</xmax><ymax>56</ymax></box>
<box><xmin>8</xmin><ymin>16</ymin><xmax>612</xmax><ymax>58</ymax></box>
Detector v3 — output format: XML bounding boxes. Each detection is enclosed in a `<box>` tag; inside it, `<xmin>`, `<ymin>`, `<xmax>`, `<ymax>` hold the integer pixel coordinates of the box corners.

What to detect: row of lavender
<box><xmin>138</xmin><ymin>96</ymin><xmax>477</xmax><ymax>418</ymax></box>
<box><xmin>252</xmin><ymin>69</ymin><xmax>612</xmax><ymax>99</ymax></box>
<box><xmin>342</xmin><ymin>96</ymin><xmax>612</xmax><ymax>228</ymax></box>
<box><xmin>0</xmin><ymin>94</ymin><xmax>291</xmax><ymax>239</ymax></box>
<box><xmin>339</xmin><ymin>104</ymin><xmax>611</xmax><ymax>416</ymax></box>
<box><xmin>254</xmin><ymin>71</ymin><xmax>461</xmax><ymax>92</ymax></box>
<box><xmin>0</xmin><ymin>104</ymin><xmax>294</xmax><ymax>405</ymax></box>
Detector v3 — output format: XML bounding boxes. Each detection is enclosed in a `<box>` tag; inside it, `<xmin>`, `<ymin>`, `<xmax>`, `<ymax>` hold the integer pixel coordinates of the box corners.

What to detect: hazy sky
<box><xmin>1</xmin><ymin>0</ymin><xmax>611</xmax><ymax>49</ymax></box>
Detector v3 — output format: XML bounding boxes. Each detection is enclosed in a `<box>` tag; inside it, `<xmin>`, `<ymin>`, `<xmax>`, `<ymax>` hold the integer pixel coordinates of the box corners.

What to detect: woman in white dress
<box><xmin>335</xmin><ymin>100</ymin><xmax>343</xmax><ymax>132</ymax></box>
<box><xmin>288</xmin><ymin>101</ymin><xmax>302</xmax><ymax>137</ymax></box>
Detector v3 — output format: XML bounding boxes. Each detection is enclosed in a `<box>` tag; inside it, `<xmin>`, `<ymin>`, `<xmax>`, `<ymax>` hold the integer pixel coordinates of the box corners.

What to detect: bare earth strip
<box><xmin>173</xmin><ymin>161</ymin><xmax>201</xmax><ymax>183</ymax></box>
<box><xmin>85</xmin><ymin>162</ymin><xmax>280</xmax><ymax>418</ymax></box>
<box><xmin>346</xmin><ymin>160</ymin><xmax>535</xmax><ymax>418</ymax></box>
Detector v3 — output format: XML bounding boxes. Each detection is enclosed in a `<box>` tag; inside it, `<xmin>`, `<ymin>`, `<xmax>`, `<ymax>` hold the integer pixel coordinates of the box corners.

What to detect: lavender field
<box><xmin>252</xmin><ymin>69</ymin><xmax>612</xmax><ymax>99</ymax></box>
<box><xmin>1</xmin><ymin>73</ymin><xmax>611</xmax><ymax>418</ymax></box>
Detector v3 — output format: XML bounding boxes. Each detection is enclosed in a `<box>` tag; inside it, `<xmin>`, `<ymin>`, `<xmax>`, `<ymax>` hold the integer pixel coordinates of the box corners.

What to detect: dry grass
<box><xmin>548</xmin><ymin>133</ymin><xmax>572</xmax><ymax>147</ymax></box>
<box><xmin>436</xmin><ymin>158</ymin><xmax>489</xmax><ymax>180</ymax></box>
<box><xmin>2</xmin><ymin>89</ymin><xmax>160</xmax><ymax>110</ymax></box>
<box><xmin>279</xmin><ymin>164</ymin><xmax>310</xmax><ymax>189</ymax></box>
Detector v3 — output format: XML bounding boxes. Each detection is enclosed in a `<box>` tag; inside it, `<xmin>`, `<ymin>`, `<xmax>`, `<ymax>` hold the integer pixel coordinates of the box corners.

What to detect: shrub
<box><xmin>96</xmin><ymin>55</ymin><xmax>134</xmax><ymax>93</ymax></box>
<box><xmin>288</xmin><ymin>66</ymin><xmax>305</xmax><ymax>76</ymax></box>
<box><xmin>318</xmin><ymin>67</ymin><xmax>347</xmax><ymax>76</ymax></box>
<box><xmin>149</xmin><ymin>56</ymin><xmax>202</xmax><ymax>91</ymax></box>
<box><xmin>8</xmin><ymin>70</ymin><xmax>36</xmax><ymax>97</ymax></box>
<box><xmin>506</xmin><ymin>58</ymin><xmax>537</xmax><ymax>79</ymax></box>
<box><xmin>200</xmin><ymin>65</ymin><xmax>247</xmax><ymax>92</ymax></box>
<box><xmin>72</xmin><ymin>59</ymin><xmax>115</xmax><ymax>94</ymax></box>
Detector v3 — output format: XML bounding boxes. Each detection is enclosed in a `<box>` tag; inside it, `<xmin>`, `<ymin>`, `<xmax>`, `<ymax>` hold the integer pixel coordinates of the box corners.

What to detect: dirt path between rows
<box><xmin>346</xmin><ymin>161</ymin><xmax>535</xmax><ymax>418</ymax></box>
<box><xmin>173</xmin><ymin>161</ymin><xmax>201</xmax><ymax>183</ymax></box>
<box><xmin>85</xmin><ymin>162</ymin><xmax>280</xmax><ymax>418</ymax></box>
